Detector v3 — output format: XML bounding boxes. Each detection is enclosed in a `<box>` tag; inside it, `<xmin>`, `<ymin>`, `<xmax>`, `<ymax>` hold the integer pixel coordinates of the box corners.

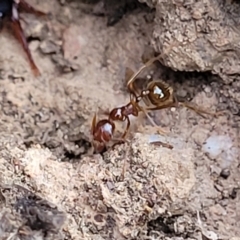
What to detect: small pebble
<box><xmin>220</xmin><ymin>168</ymin><xmax>230</xmax><ymax>179</ymax></box>
<box><xmin>221</xmin><ymin>190</ymin><xmax>229</xmax><ymax>199</ymax></box>
<box><xmin>177</xmin><ymin>89</ymin><xmax>188</xmax><ymax>98</ymax></box>
<box><xmin>204</xmin><ymin>86</ymin><xmax>212</xmax><ymax>93</ymax></box>
<box><xmin>29</xmin><ymin>40</ymin><xmax>40</xmax><ymax>51</ymax></box>
<box><xmin>94</xmin><ymin>214</ymin><xmax>104</xmax><ymax>223</ymax></box>
<box><xmin>229</xmin><ymin>188</ymin><xmax>238</xmax><ymax>199</ymax></box>
<box><xmin>219</xmin><ymin>198</ymin><xmax>228</xmax><ymax>207</ymax></box>
<box><xmin>40</xmin><ymin>40</ymin><xmax>60</xmax><ymax>54</ymax></box>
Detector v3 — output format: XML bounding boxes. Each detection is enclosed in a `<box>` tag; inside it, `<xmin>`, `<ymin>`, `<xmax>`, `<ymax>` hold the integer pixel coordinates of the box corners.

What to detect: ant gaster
<box><xmin>0</xmin><ymin>0</ymin><xmax>47</xmax><ymax>76</ymax></box>
<box><xmin>91</xmin><ymin>42</ymin><xmax>221</xmax><ymax>153</ymax></box>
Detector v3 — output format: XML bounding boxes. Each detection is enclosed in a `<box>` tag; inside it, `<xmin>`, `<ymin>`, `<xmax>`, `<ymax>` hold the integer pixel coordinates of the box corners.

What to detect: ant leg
<box><xmin>111</xmin><ymin>138</ymin><xmax>128</xmax><ymax>150</ymax></box>
<box><xmin>178</xmin><ymin>102</ymin><xmax>222</xmax><ymax>118</ymax></box>
<box><xmin>90</xmin><ymin>114</ymin><xmax>105</xmax><ymax>153</ymax></box>
<box><xmin>141</xmin><ymin>48</ymin><xmax>157</xmax><ymax>64</ymax></box>
<box><xmin>144</xmin><ymin>100</ymin><xmax>223</xmax><ymax>120</ymax></box>
<box><xmin>128</xmin><ymin>81</ymin><xmax>138</xmax><ymax>97</ymax></box>
<box><xmin>10</xmin><ymin>19</ymin><xmax>40</xmax><ymax>76</ymax></box>
<box><xmin>150</xmin><ymin>141</ymin><xmax>173</xmax><ymax>149</ymax></box>
<box><xmin>127</xmin><ymin>41</ymin><xmax>179</xmax><ymax>91</ymax></box>
<box><xmin>19</xmin><ymin>0</ymin><xmax>47</xmax><ymax>16</ymax></box>
<box><xmin>140</xmin><ymin>107</ymin><xmax>168</xmax><ymax>135</ymax></box>
<box><xmin>126</xmin><ymin>68</ymin><xmax>141</xmax><ymax>98</ymax></box>
<box><xmin>91</xmin><ymin>113</ymin><xmax>97</xmax><ymax>135</ymax></box>
<box><xmin>111</xmin><ymin>117</ymin><xmax>131</xmax><ymax>149</ymax></box>
<box><xmin>144</xmin><ymin>105</ymin><xmax>173</xmax><ymax>111</ymax></box>
<box><xmin>125</xmin><ymin>67</ymin><xmax>135</xmax><ymax>85</ymax></box>
<box><xmin>128</xmin><ymin>80</ymin><xmax>151</xmax><ymax>107</ymax></box>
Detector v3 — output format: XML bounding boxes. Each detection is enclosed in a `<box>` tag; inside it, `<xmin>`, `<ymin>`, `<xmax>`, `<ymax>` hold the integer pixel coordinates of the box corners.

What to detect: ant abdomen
<box><xmin>93</xmin><ymin>120</ymin><xmax>115</xmax><ymax>143</ymax></box>
<box><xmin>144</xmin><ymin>81</ymin><xmax>175</xmax><ymax>108</ymax></box>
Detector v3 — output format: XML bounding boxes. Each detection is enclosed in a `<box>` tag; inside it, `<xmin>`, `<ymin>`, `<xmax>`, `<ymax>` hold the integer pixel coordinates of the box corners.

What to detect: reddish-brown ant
<box><xmin>91</xmin><ymin>77</ymin><xmax>176</xmax><ymax>153</ymax></box>
<box><xmin>0</xmin><ymin>0</ymin><xmax>47</xmax><ymax>76</ymax></box>
<box><xmin>91</xmin><ymin>43</ymin><xmax>177</xmax><ymax>153</ymax></box>
<box><xmin>91</xmin><ymin>42</ymin><xmax>221</xmax><ymax>153</ymax></box>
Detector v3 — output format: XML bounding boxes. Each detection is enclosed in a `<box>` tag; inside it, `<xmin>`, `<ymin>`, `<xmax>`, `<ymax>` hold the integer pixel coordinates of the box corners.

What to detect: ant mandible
<box><xmin>0</xmin><ymin>0</ymin><xmax>47</xmax><ymax>76</ymax></box>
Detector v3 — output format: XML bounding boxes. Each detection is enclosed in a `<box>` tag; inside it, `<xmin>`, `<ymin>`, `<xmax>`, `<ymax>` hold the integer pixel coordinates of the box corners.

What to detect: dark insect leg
<box><xmin>91</xmin><ymin>113</ymin><xmax>97</xmax><ymax>135</ymax></box>
<box><xmin>121</xmin><ymin>117</ymin><xmax>130</xmax><ymax>139</ymax></box>
<box><xmin>127</xmin><ymin>41</ymin><xmax>180</xmax><ymax>93</ymax></box>
<box><xmin>150</xmin><ymin>140</ymin><xmax>173</xmax><ymax>149</ymax></box>
<box><xmin>139</xmin><ymin>106</ymin><xmax>168</xmax><ymax>135</ymax></box>
<box><xmin>10</xmin><ymin>18</ymin><xmax>40</xmax><ymax>76</ymax></box>
<box><xmin>19</xmin><ymin>0</ymin><xmax>46</xmax><ymax>16</ymax></box>
<box><xmin>178</xmin><ymin>102</ymin><xmax>221</xmax><ymax>118</ymax></box>
<box><xmin>111</xmin><ymin>137</ymin><xmax>128</xmax><ymax>150</ymax></box>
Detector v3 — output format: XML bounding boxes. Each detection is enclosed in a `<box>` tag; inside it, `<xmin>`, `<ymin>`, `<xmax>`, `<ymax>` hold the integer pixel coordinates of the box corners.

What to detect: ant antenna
<box><xmin>127</xmin><ymin>40</ymin><xmax>180</xmax><ymax>90</ymax></box>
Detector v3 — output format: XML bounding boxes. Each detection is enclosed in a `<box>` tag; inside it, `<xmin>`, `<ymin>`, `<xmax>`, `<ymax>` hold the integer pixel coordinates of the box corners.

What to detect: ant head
<box><xmin>146</xmin><ymin>81</ymin><xmax>174</xmax><ymax>107</ymax></box>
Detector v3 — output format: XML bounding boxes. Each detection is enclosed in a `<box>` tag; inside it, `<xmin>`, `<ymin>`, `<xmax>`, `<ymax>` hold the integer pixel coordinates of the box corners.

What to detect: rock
<box><xmin>220</xmin><ymin>168</ymin><xmax>230</xmax><ymax>179</ymax></box>
<box><xmin>0</xmin><ymin>138</ymin><xmax>66</xmax><ymax>240</ymax></box>
<box><xmin>62</xmin><ymin>25</ymin><xmax>84</xmax><ymax>61</ymax></box>
<box><xmin>138</xmin><ymin>0</ymin><xmax>240</xmax><ymax>88</ymax></box>
<box><xmin>40</xmin><ymin>40</ymin><xmax>61</xmax><ymax>54</ymax></box>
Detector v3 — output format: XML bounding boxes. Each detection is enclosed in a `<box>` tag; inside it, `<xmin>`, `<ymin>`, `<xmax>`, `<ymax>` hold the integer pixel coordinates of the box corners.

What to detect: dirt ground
<box><xmin>0</xmin><ymin>0</ymin><xmax>239</xmax><ymax>239</ymax></box>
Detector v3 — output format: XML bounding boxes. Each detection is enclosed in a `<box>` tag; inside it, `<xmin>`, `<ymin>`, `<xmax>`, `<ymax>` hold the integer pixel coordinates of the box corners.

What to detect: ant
<box><xmin>91</xmin><ymin>42</ymin><xmax>222</xmax><ymax>153</ymax></box>
<box><xmin>91</xmin><ymin>84</ymin><xmax>175</xmax><ymax>153</ymax></box>
<box><xmin>0</xmin><ymin>0</ymin><xmax>47</xmax><ymax>76</ymax></box>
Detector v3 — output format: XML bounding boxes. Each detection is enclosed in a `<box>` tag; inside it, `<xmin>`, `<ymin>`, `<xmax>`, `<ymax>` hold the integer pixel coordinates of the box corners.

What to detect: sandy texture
<box><xmin>0</xmin><ymin>0</ymin><xmax>239</xmax><ymax>239</ymax></box>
